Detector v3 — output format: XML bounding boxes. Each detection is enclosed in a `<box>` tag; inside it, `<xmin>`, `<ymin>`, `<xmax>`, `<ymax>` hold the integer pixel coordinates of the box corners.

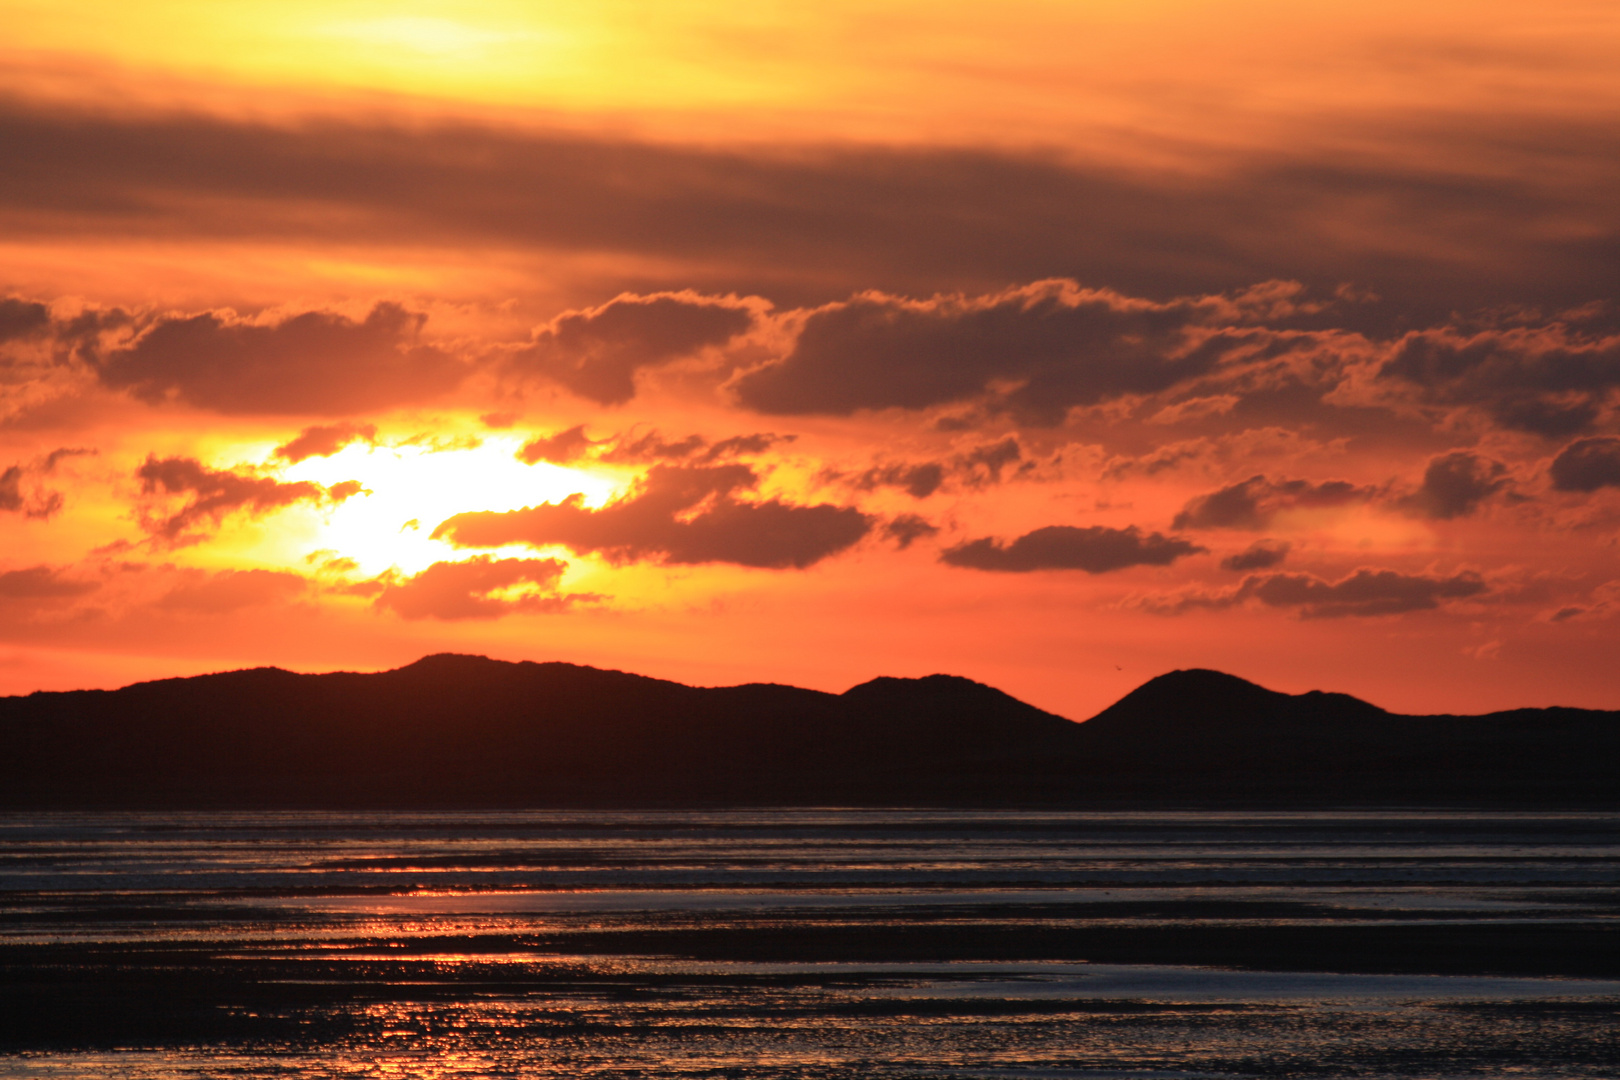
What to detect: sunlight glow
<box><xmin>6</xmin><ymin>0</ymin><xmax>1615</xmax><ymax>156</ymax></box>
<box><xmin>317</xmin><ymin>16</ymin><xmax>541</xmax><ymax>58</ymax></box>
<box><xmin>281</xmin><ymin>437</ymin><xmax>620</xmax><ymax>577</ymax></box>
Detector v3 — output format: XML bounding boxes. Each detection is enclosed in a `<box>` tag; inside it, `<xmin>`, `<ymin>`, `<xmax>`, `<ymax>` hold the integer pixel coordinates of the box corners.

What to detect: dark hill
<box><xmin>1067</xmin><ymin>668</ymin><xmax>1620</xmax><ymax>802</ymax></box>
<box><xmin>0</xmin><ymin>654</ymin><xmax>1077</xmax><ymax>807</ymax></box>
<box><xmin>0</xmin><ymin>656</ymin><xmax>1614</xmax><ymax>807</ymax></box>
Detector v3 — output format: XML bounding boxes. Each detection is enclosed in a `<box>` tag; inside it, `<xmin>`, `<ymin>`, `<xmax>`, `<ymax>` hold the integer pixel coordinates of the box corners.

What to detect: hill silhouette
<box><xmin>1071</xmin><ymin>668</ymin><xmax>1618</xmax><ymax>801</ymax></box>
<box><xmin>0</xmin><ymin>656</ymin><xmax>1614</xmax><ymax>806</ymax></box>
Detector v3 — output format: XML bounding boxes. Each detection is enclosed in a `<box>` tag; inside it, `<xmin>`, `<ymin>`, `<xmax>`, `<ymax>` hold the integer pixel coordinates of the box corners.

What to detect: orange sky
<box><xmin>2</xmin><ymin>1</ymin><xmax>1618</xmax><ymax>718</ymax></box>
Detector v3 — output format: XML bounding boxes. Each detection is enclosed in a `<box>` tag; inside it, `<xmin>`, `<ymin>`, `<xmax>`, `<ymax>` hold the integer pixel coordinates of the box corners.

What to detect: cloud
<box><xmin>597</xmin><ymin>430</ymin><xmax>707</xmax><ymax>463</ymax></box>
<box><xmin>1396</xmin><ymin>451</ymin><xmax>1511</xmax><ymax>518</ymax></box>
<box><xmin>0</xmin><ymin>465</ymin><xmax>55</xmax><ymax>518</ymax></box>
<box><xmin>1375</xmin><ymin>326</ymin><xmax>1620</xmax><ymax>436</ymax></box>
<box><xmin>1547</xmin><ymin>580</ymin><xmax>1620</xmax><ymax>623</ymax></box>
<box><xmin>1147</xmin><ymin>394</ymin><xmax>1242</xmax><ymax>425</ymax></box>
<box><xmin>1238</xmin><ymin>568</ymin><xmax>1490</xmax><ymax>618</ymax></box>
<box><xmin>517</xmin><ymin>425</ymin><xmax>596</xmax><ymax>465</ymax></box>
<box><xmin>958</xmin><ymin>437</ymin><xmax>1025</xmax><ymax>484</ymax></box>
<box><xmin>274</xmin><ymin>422</ymin><xmax>377</xmax><ymax>463</ymax></box>
<box><xmin>1103</xmin><ymin>438</ymin><xmax>1214</xmax><ymax>479</ymax></box>
<box><xmin>510</xmin><ymin>293</ymin><xmax>755</xmax><ymax>405</ymax></box>
<box><xmin>373</xmin><ymin>556</ymin><xmax>576</xmax><ymax>620</ymax></box>
<box><xmin>0</xmin><ymin>448</ymin><xmax>91</xmax><ymax>518</ymax></box>
<box><xmin>1</xmin><ymin>467</ymin><xmax>44</xmax><ymax>517</ymax></box>
<box><xmin>839</xmin><ymin>438</ymin><xmax>1036</xmax><ymax>499</ymax></box>
<box><xmin>942</xmin><ymin>524</ymin><xmax>1205</xmax><ymax>573</ymax></box>
<box><xmin>1144</xmin><ymin>566</ymin><xmax>1489</xmax><ymax>617</ymax></box>
<box><xmin>0</xmin><ymin>297</ymin><xmax>50</xmax><ymax>343</ymax></box>
<box><xmin>136</xmin><ymin>455</ymin><xmax>358</xmax><ymax>545</ymax></box>
<box><xmin>94</xmin><ymin>303</ymin><xmax>463</xmax><ymax>415</ymax></box>
<box><xmin>699</xmin><ymin>433</ymin><xmax>789</xmax><ymax>462</ymax></box>
<box><xmin>156</xmin><ymin>568</ymin><xmax>309</xmax><ymax>613</ymax></box>
<box><xmin>851</xmin><ymin>462</ymin><xmax>946</xmax><ymax>499</ymax></box>
<box><xmin>732</xmin><ymin>281</ymin><xmax>1241</xmax><ymax>424</ymax></box>
<box><xmin>883</xmin><ymin>513</ymin><xmax>940</xmax><ymax>549</ymax></box>
<box><xmin>6</xmin><ymin>99</ymin><xmax>1616</xmax><ymax>322</ymax></box>
<box><xmin>1549</xmin><ymin>436</ymin><xmax>1620</xmax><ymax>492</ymax></box>
<box><xmin>1173</xmin><ymin>475</ymin><xmax>1374</xmax><ymax>530</ymax></box>
<box><xmin>595</xmin><ymin>429</ymin><xmax>789</xmax><ymax>465</ymax></box>
<box><xmin>1101</xmin><ymin>425</ymin><xmax>1360</xmax><ymax>483</ymax></box>
<box><xmin>433</xmin><ymin>463</ymin><xmax>872</xmax><ymax>569</ymax></box>
<box><xmin>1220</xmin><ymin>539</ymin><xmax>1290</xmax><ymax>571</ymax></box>
<box><xmin>42</xmin><ymin>447</ymin><xmax>94</xmax><ymax>472</ymax></box>
<box><xmin>0</xmin><ymin>565</ymin><xmax>98</xmax><ymax>601</ymax></box>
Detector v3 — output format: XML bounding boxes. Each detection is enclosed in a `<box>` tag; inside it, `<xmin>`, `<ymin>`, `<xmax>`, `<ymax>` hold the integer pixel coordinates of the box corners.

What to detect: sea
<box><xmin>1</xmin><ymin>809</ymin><xmax>1617</xmax><ymax>1079</ymax></box>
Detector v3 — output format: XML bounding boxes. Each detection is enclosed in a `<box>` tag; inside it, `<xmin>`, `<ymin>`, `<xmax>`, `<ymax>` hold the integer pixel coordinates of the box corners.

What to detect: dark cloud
<box><xmin>95</xmin><ymin>303</ymin><xmax>463</xmax><ymax>415</ymax></box>
<box><xmin>1545</xmin><ymin>580</ymin><xmax>1620</xmax><ymax>623</ymax></box>
<box><xmin>0</xmin><ymin>463</ymin><xmax>64</xmax><ymax>519</ymax></box>
<box><xmin>942</xmin><ymin>525</ymin><xmax>1205</xmax><ymax>573</ymax></box>
<box><xmin>852</xmin><ymin>462</ymin><xmax>946</xmax><ymax>499</ymax></box>
<box><xmin>274</xmin><ymin>423</ymin><xmax>377</xmax><ymax>464</ymax></box>
<box><xmin>883</xmin><ymin>513</ymin><xmax>940</xmax><ymax>549</ymax></box>
<box><xmin>1102</xmin><ymin>438</ymin><xmax>1213</xmax><ymax>479</ymax></box>
<box><xmin>1493</xmin><ymin>397</ymin><xmax>1600</xmax><ymax>437</ymax></box>
<box><xmin>838</xmin><ymin>438</ymin><xmax>1030</xmax><ymax>499</ymax></box>
<box><xmin>559</xmin><ymin>428</ymin><xmax>787</xmax><ymax>465</ymax></box>
<box><xmin>732</xmin><ymin>283</ymin><xmax>1236</xmax><ymax>424</ymax></box>
<box><xmin>1376</xmin><ymin>327</ymin><xmax>1620</xmax><ymax>436</ymax></box>
<box><xmin>0</xmin><ymin>565</ymin><xmax>98</xmax><ymax>600</ymax></box>
<box><xmin>41</xmin><ymin>446</ymin><xmax>94</xmax><ymax>472</ymax></box>
<box><xmin>1143</xmin><ymin>567</ymin><xmax>1489</xmax><ymax>617</ymax></box>
<box><xmin>1173</xmin><ymin>475</ymin><xmax>1373</xmax><ymax>530</ymax></box>
<box><xmin>0</xmin><ymin>467</ymin><xmax>25</xmax><ymax>513</ymax></box>
<box><xmin>511</xmin><ymin>293</ymin><xmax>754</xmax><ymax>405</ymax></box>
<box><xmin>433</xmin><ymin>464</ymin><xmax>872</xmax><ymax>569</ymax></box>
<box><xmin>0</xmin><ymin>297</ymin><xmax>50</xmax><ymax>343</ymax></box>
<box><xmin>374</xmin><ymin>556</ymin><xmax>575</xmax><ymax>620</ymax></box>
<box><xmin>597</xmin><ymin>429</ymin><xmax>707</xmax><ymax>464</ymax></box>
<box><xmin>698</xmin><ymin>433</ymin><xmax>789</xmax><ymax>462</ymax></box>
<box><xmin>1220</xmin><ymin>539</ymin><xmax>1291</xmax><ymax>572</ymax></box>
<box><xmin>136</xmin><ymin>456</ymin><xmax>357</xmax><ymax>545</ymax></box>
<box><xmin>959</xmin><ymin>438</ymin><xmax>1024</xmax><ymax>483</ymax></box>
<box><xmin>1396</xmin><ymin>451</ymin><xmax>1511</xmax><ymax>519</ymax></box>
<box><xmin>517</xmin><ymin>425</ymin><xmax>596</xmax><ymax>465</ymax></box>
<box><xmin>156</xmin><ymin>569</ymin><xmax>309</xmax><ymax>613</ymax></box>
<box><xmin>1237</xmin><ymin>568</ymin><xmax>1489</xmax><ymax>618</ymax></box>
<box><xmin>0</xmin><ymin>449</ymin><xmax>93</xmax><ymax>515</ymax></box>
<box><xmin>1549</xmin><ymin>436</ymin><xmax>1620</xmax><ymax>492</ymax></box>
<box><xmin>5</xmin><ymin>100</ymin><xmax>1616</xmax><ymax>320</ymax></box>
<box><xmin>52</xmin><ymin>305</ymin><xmax>133</xmax><ymax>347</ymax></box>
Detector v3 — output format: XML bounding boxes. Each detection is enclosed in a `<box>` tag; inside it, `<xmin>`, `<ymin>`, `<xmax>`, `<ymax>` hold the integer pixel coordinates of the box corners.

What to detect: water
<box><xmin>2</xmin><ymin>810</ymin><xmax>1617</xmax><ymax>1078</ymax></box>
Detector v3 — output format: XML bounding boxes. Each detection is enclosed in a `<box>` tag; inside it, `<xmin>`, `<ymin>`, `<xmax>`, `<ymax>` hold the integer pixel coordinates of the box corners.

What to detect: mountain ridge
<box><xmin>1</xmin><ymin>655</ymin><xmax>1614</xmax><ymax>807</ymax></box>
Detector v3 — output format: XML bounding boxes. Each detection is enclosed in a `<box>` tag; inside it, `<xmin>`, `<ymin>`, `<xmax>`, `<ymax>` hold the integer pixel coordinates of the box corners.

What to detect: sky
<box><xmin>2</xmin><ymin>0</ymin><xmax>1618</xmax><ymax>718</ymax></box>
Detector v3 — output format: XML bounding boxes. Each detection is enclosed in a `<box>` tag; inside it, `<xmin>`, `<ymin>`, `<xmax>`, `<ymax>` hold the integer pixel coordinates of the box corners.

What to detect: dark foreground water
<box><xmin>1</xmin><ymin>810</ymin><xmax>1617</xmax><ymax>1079</ymax></box>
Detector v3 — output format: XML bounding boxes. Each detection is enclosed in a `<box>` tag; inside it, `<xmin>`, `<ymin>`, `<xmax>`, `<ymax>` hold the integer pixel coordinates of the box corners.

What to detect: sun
<box><xmin>279</xmin><ymin>435</ymin><xmax>620</xmax><ymax>577</ymax></box>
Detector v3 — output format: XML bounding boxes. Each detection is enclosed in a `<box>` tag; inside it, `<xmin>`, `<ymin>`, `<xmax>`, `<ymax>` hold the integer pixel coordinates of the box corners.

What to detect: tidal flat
<box><xmin>2</xmin><ymin>810</ymin><xmax>1617</xmax><ymax>1078</ymax></box>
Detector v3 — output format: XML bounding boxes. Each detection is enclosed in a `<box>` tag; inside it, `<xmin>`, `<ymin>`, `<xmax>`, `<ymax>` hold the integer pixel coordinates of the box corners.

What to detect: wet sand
<box><xmin>3</xmin><ymin>810</ymin><xmax>1617</xmax><ymax>1077</ymax></box>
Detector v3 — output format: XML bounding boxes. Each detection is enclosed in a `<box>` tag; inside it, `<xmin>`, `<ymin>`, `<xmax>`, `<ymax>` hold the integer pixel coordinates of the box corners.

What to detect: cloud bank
<box><xmin>434</xmin><ymin>464</ymin><xmax>871</xmax><ymax>569</ymax></box>
<box><xmin>942</xmin><ymin>525</ymin><xmax>1204</xmax><ymax>573</ymax></box>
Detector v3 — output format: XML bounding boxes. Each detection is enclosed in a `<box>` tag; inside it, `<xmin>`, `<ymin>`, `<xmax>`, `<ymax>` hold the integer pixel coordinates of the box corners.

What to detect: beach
<box><xmin>3</xmin><ymin>809</ymin><xmax>1618</xmax><ymax>1077</ymax></box>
